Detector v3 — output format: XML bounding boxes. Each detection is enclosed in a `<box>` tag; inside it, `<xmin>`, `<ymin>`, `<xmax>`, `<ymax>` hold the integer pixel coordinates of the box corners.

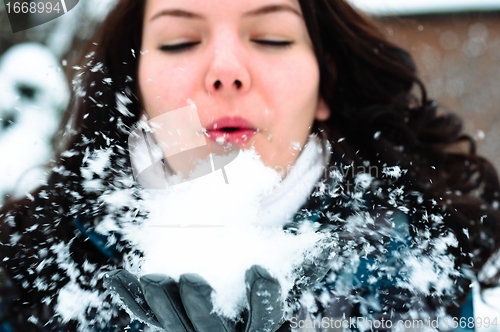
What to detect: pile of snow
<box><xmin>119</xmin><ymin>148</ymin><xmax>334</xmax><ymax>319</ymax></box>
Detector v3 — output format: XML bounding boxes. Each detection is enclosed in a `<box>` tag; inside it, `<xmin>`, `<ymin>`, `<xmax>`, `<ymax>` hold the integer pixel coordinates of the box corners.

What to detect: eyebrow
<box><xmin>243</xmin><ymin>4</ymin><xmax>302</xmax><ymax>17</ymax></box>
<box><xmin>149</xmin><ymin>4</ymin><xmax>301</xmax><ymax>22</ymax></box>
<box><xmin>149</xmin><ymin>9</ymin><xmax>204</xmax><ymax>22</ymax></box>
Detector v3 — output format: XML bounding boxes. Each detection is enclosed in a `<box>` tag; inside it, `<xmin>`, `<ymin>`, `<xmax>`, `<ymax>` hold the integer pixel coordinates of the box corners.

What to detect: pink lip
<box><xmin>205</xmin><ymin>116</ymin><xmax>257</xmax><ymax>145</ymax></box>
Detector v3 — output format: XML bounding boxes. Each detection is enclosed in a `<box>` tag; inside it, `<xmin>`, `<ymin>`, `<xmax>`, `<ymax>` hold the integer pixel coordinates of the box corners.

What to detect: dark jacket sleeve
<box><xmin>0</xmin><ymin>193</ymin><xmax>138</xmax><ymax>331</ymax></box>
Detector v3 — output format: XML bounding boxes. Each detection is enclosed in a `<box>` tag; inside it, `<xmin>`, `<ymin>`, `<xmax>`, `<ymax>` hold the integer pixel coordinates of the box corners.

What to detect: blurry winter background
<box><xmin>0</xmin><ymin>0</ymin><xmax>499</xmax><ymax>328</ymax></box>
<box><xmin>0</xmin><ymin>0</ymin><xmax>117</xmax><ymax>202</ymax></box>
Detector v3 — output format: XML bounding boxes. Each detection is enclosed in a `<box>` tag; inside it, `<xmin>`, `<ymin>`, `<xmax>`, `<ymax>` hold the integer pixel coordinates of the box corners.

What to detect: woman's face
<box><xmin>138</xmin><ymin>0</ymin><xmax>330</xmax><ymax>172</ymax></box>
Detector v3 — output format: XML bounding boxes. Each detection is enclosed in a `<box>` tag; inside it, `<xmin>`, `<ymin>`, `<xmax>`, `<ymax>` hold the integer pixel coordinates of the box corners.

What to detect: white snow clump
<box><xmin>120</xmin><ymin>148</ymin><xmax>332</xmax><ymax>320</ymax></box>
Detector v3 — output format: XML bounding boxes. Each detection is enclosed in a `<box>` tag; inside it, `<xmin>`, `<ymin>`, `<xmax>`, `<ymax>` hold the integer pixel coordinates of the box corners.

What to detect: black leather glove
<box><xmin>104</xmin><ymin>265</ymin><xmax>285</xmax><ymax>332</ymax></box>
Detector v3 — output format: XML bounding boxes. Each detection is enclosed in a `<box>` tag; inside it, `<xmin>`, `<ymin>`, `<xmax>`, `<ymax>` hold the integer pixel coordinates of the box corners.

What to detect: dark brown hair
<box><xmin>1</xmin><ymin>0</ymin><xmax>500</xmax><ymax>329</ymax></box>
<box><xmin>298</xmin><ymin>0</ymin><xmax>500</xmax><ymax>288</ymax></box>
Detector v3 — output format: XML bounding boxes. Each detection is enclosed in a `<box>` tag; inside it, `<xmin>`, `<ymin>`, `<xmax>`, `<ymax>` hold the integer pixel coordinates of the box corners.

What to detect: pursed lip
<box><xmin>205</xmin><ymin>116</ymin><xmax>257</xmax><ymax>145</ymax></box>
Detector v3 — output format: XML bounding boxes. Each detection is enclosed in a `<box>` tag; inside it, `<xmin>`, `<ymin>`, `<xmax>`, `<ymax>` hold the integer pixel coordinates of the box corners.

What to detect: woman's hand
<box><xmin>104</xmin><ymin>265</ymin><xmax>285</xmax><ymax>332</ymax></box>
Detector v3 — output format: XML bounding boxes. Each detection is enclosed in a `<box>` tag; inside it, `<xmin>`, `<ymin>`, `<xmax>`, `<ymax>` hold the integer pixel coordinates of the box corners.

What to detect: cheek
<box><xmin>258</xmin><ymin>53</ymin><xmax>319</xmax><ymax>120</ymax></box>
<box><xmin>138</xmin><ymin>56</ymin><xmax>199</xmax><ymax>115</ymax></box>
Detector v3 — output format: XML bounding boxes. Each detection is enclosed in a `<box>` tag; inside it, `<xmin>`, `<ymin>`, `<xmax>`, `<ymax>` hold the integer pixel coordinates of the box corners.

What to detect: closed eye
<box><xmin>159</xmin><ymin>41</ymin><xmax>200</xmax><ymax>52</ymax></box>
<box><xmin>252</xmin><ymin>39</ymin><xmax>293</xmax><ymax>47</ymax></box>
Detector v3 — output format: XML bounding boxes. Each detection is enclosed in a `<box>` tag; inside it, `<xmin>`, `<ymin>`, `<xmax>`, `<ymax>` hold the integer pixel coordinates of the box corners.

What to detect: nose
<box><xmin>204</xmin><ymin>39</ymin><xmax>251</xmax><ymax>96</ymax></box>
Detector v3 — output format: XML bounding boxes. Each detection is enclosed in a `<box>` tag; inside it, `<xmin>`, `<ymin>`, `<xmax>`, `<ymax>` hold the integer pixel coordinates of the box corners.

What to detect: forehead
<box><xmin>143</xmin><ymin>0</ymin><xmax>303</xmax><ymax>21</ymax></box>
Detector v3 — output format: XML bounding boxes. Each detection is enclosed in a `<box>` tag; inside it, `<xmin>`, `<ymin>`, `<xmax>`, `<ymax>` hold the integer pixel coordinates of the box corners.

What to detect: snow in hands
<box><xmin>119</xmin><ymin>148</ymin><xmax>336</xmax><ymax>321</ymax></box>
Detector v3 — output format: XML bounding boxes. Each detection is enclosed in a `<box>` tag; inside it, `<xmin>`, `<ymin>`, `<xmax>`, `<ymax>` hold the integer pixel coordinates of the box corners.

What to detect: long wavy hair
<box><xmin>2</xmin><ymin>0</ymin><xmax>500</xmax><ymax>327</ymax></box>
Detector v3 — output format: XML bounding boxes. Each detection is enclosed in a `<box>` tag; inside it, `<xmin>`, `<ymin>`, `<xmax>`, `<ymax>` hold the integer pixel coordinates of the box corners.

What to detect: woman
<box><xmin>1</xmin><ymin>0</ymin><xmax>500</xmax><ymax>331</ymax></box>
